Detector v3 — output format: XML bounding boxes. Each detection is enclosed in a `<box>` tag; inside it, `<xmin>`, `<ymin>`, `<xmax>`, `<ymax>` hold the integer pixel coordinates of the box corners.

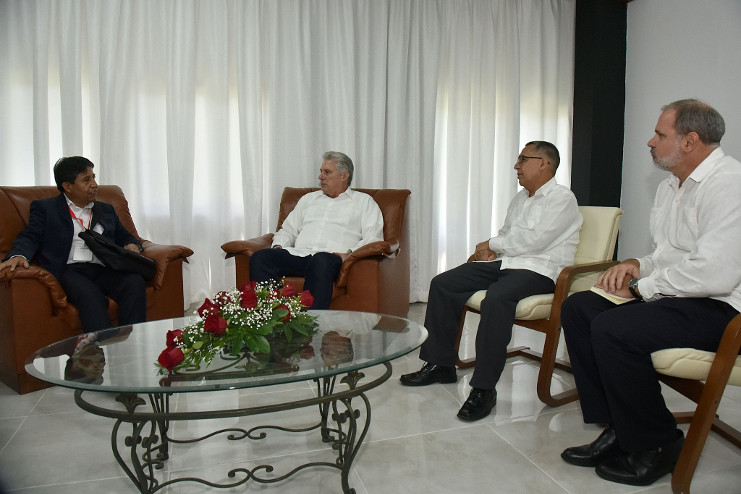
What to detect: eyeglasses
<box><xmin>516</xmin><ymin>155</ymin><xmax>544</xmax><ymax>165</ymax></box>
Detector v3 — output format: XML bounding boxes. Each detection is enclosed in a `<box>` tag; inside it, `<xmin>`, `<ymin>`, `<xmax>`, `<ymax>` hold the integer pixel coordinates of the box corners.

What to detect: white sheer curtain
<box><xmin>0</xmin><ymin>0</ymin><xmax>575</xmax><ymax>306</ymax></box>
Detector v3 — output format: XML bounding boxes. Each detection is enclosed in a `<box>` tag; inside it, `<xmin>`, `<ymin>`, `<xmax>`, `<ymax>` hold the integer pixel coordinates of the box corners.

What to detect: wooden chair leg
<box><xmin>668</xmin><ymin>316</ymin><xmax>741</xmax><ymax>494</ymax></box>
<box><xmin>535</xmin><ymin>327</ymin><xmax>578</xmax><ymax>407</ymax></box>
<box><xmin>457</xmin><ymin>307</ymin><xmax>579</xmax><ymax>406</ymax></box>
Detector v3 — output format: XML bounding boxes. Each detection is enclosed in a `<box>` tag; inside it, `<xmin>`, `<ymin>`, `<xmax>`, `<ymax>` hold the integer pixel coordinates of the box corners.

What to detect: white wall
<box><xmin>620</xmin><ymin>0</ymin><xmax>741</xmax><ymax>259</ymax></box>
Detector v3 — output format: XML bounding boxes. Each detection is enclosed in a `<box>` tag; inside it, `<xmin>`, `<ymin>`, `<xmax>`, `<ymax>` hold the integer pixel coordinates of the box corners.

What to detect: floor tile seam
<box><xmin>691</xmin><ymin>458</ymin><xmax>741</xmax><ymax>480</ymax></box>
<box><xmin>481</xmin><ymin>422</ymin><xmax>667</xmax><ymax>494</ymax></box>
<box><xmin>3</xmin><ymin>474</ymin><xmax>132</xmax><ymax>493</ymax></box>
<box><xmin>0</xmin><ymin>415</ymin><xmax>27</xmax><ymax>456</ymax></box>
<box><xmin>362</xmin><ymin>422</ymin><xmax>485</xmax><ymax>445</ymax></box>
<box><xmin>482</xmin><ymin>425</ymin><xmax>577</xmax><ymax>494</ymax></box>
<box><xmin>718</xmin><ymin>392</ymin><xmax>741</xmax><ymax>407</ymax></box>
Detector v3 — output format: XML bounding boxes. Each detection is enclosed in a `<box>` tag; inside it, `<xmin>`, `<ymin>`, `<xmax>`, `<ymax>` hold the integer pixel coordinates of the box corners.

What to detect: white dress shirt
<box><xmin>65</xmin><ymin>195</ymin><xmax>104</xmax><ymax>265</ymax></box>
<box><xmin>272</xmin><ymin>188</ymin><xmax>384</xmax><ymax>257</ymax></box>
<box><xmin>488</xmin><ymin>178</ymin><xmax>582</xmax><ymax>282</ymax></box>
<box><xmin>637</xmin><ymin>147</ymin><xmax>741</xmax><ymax>311</ymax></box>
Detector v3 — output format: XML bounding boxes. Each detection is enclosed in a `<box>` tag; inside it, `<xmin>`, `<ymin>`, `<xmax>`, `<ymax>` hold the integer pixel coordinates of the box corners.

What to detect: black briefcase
<box><xmin>78</xmin><ymin>229</ymin><xmax>156</xmax><ymax>281</ymax></box>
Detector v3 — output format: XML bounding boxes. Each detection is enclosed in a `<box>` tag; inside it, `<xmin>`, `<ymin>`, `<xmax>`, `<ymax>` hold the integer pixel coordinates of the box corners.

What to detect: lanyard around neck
<box><xmin>68</xmin><ymin>205</ymin><xmax>92</xmax><ymax>230</ymax></box>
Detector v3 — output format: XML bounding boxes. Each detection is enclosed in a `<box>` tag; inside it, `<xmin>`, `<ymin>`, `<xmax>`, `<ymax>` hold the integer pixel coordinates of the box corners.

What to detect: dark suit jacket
<box><xmin>3</xmin><ymin>193</ymin><xmax>141</xmax><ymax>280</ymax></box>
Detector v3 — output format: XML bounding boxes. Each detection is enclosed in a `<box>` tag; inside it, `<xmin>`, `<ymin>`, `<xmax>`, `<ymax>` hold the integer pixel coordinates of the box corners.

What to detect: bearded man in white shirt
<box><xmin>249</xmin><ymin>151</ymin><xmax>384</xmax><ymax>309</ymax></box>
<box><xmin>559</xmin><ymin>99</ymin><xmax>741</xmax><ymax>487</ymax></box>
<box><xmin>400</xmin><ymin>141</ymin><xmax>583</xmax><ymax>422</ymax></box>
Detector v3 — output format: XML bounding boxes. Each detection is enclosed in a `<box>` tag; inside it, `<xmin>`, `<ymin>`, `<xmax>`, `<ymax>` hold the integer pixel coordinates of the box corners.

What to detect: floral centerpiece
<box><xmin>156</xmin><ymin>280</ymin><xmax>317</xmax><ymax>372</ymax></box>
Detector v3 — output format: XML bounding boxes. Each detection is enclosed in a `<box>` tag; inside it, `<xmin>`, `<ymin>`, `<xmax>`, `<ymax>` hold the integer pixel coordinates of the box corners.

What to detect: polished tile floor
<box><xmin>1</xmin><ymin>303</ymin><xmax>740</xmax><ymax>493</ymax></box>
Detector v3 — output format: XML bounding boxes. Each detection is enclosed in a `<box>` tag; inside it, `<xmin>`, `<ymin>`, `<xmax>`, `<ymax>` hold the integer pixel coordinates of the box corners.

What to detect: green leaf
<box><xmin>253</xmin><ymin>334</ymin><xmax>271</xmax><ymax>354</ymax></box>
<box><xmin>232</xmin><ymin>341</ymin><xmax>243</xmax><ymax>354</ymax></box>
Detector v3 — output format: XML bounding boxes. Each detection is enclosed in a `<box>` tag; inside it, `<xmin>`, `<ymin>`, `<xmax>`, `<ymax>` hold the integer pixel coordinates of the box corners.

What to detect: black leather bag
<box><xmin>78</xmin><ymin>229</ymin><xmax>156</xmax><ymax>281</ymax></box>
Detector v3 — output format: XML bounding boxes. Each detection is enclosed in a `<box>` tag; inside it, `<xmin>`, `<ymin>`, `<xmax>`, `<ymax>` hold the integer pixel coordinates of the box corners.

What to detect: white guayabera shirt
<box><xmin>637</xmin><ymin>147</ymin><xmax>741</xmax><ymax>311</ymax></box>
<box><xmin>487</xmin><ymin>178</ymin><xmax>583</xmax><ymax>283</ymax></box>
<box><xmin>272</xmin><ymin>188</ymin><xmax>384</xmax><ymax>257</ymax></box>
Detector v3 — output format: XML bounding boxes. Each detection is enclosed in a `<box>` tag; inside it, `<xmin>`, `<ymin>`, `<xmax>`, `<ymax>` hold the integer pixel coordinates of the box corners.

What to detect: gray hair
<box><xmin>322</xmin><ymin>151</ymin><xmax>354</xmax><ymax>186</ymax></box>
<box><xmin>661</xmin><ymin>99</ymin><xmax>725</xmax><ymax>146</ymax></box>
<box><xmin>525</xmin><ymin>140</ymin><xmax>560</xmax><ymax>171</ymax></box>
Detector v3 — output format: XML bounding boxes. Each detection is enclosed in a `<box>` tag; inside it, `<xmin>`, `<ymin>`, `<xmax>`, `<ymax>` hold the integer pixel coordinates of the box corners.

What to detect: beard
<box><xmin>651</xmin><ymin>145</ymin><xmax>682</xmax><ymax>171</ymax></box>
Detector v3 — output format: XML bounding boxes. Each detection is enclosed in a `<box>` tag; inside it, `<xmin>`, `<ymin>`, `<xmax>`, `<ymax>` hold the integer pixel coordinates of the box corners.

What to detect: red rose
<box><xmin>300</xmin><ymin>290</ymin><xmax>314</xmax><ymax>309</ymax></box>
<box><xmin>240</xmin><ymin>290</ymin><xmax>258</xmax><ymax>309</ymax></box>
<box><xmin>239</xmin><ymin>281</ymin><xmax>257</xmax><ymax>292</ymax></box>
<box><xmin>274</xmin><ymin>303</ymin><xmax>291</xmax><ymax>322</ymax></box>
<box><xmin>166</xmin><ymin>329</ymin><xmax>183</xmax><ymax>348</ymax></box>
<box><xmin>158</xmin><ymin>347</ymin><xmax>185</xmax><ymax>370</ymax></box>
<box><xmin>204</xmin><ymin>314</ymin><xmax>228</xmax><ymax>335</ymax></box>
<box><xmin>197</xmin><ymin>298</ymin><xmax>218</xmax><ymax>317</ymax></box>
<box><xmin>281</xmin><ymin>284</ymin><xmax>298</xmax><ymax>298</ymax></box>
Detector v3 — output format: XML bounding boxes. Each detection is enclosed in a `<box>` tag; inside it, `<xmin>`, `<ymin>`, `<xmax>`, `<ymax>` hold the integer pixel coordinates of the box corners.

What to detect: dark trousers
<box><xmin>249</xmin><ymin>248</ymin><xmax>342</xmax><ymax>309</ymax></box>
<box><xmin>421</xmin><ymin>261</ymin><xmax>555</xmax><ymax>390</ymax></box>
<box><xmin>561</xmin><ymin>291</ymin><xmax>738</xmax><ymax>452</ymax></box>
<box><xmin>59</xmin><ymin>262</ymin><xmax>147</xmax><ymax>332</ymax></box>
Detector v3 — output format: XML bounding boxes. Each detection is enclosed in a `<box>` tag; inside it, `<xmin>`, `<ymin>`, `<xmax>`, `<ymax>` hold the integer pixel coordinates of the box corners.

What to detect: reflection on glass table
<box><xmin>26</xmin><ymin>310</ymin><xmax>427</xmax><ymax>494</ymax></box>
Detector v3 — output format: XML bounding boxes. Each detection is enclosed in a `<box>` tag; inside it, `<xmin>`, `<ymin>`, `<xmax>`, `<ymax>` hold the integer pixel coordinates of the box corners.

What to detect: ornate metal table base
<box><xmin>74</xmin><ymin>363</ymin><xmax>392</xmax><ymax>494</ymax></box>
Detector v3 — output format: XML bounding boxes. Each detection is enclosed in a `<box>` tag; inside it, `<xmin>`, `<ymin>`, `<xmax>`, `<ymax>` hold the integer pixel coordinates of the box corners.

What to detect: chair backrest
<box><xmin>570</xmin><ymin>206</ymin><xmax>623</xmax><ymax>292</ymax></box>
<box><xmin>276</xmin><ymin>187</ymin><xmax>411</xmax><ymax>243</ymax></box>
<box><xmin>0</xmin><ymin>185</ymin><xmax>143</xmax><ymax>259</ymax></box>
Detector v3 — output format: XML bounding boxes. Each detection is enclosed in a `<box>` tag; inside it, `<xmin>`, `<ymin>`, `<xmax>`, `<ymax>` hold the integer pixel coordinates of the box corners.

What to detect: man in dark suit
<box><xmin>0</xmin><ymin>156</ymin><xmax>146</xmax><ymax>332</ymax></box>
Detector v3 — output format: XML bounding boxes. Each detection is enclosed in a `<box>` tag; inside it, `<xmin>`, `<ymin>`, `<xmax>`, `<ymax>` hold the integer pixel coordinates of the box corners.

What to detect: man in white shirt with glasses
<box><xmin>401</xmin><ymin>141</ymin><xmax>582</xmax><ymax>422</ymax></box>
<box><xmin>249</xmin><ymin>151</ymin><xmax>384</xmax><ymax>309</ymax></box>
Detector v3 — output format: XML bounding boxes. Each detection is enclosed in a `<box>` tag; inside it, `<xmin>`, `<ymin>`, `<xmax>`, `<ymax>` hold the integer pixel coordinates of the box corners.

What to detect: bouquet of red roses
<box><xmin>157</xmin><ymin>280</ymin><xmax>316</xmax><ymax>372</ymax></box>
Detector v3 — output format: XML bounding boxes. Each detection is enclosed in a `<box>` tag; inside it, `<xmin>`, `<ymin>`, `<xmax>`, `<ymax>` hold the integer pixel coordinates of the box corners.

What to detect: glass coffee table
<box><xmin>25</xmin><ymin>310</ymin><xmax>427</xmax><ymax>494</ymax></box>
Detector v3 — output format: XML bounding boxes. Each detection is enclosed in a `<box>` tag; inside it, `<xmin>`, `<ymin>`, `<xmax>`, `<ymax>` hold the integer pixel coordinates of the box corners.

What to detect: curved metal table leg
<box><xmin>74</xmin><ymin>362</ymin><xmax>392</xmax><ymax>493</ymax></box>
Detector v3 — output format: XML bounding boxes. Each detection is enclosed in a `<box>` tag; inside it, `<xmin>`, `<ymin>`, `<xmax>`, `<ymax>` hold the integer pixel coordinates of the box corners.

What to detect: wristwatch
<box><xmin>628</xmin><ymin>278</ymin><xmax>642</xmax><ymax>300</ymax></box>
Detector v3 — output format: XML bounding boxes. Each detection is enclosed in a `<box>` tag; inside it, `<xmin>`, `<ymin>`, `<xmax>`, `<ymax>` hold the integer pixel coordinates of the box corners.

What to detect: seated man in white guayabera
<box><xmin>401</xmin><ymin>141</ymin><xmax>582</xmax><ymax>422</ymax></box>
<box><xmin>249</xmin><ymin>151</ymin><xmax>384</xmax><ymax>309</ymax></box>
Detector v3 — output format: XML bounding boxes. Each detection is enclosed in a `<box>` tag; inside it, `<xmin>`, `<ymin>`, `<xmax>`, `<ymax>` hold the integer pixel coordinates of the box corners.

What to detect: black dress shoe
<box><xmin>561</xmin><ymin>426</ymin><xmax>620</xmax><ymax>467</ymax></box>
<box><xmin>456</xmin><ymin>388</ymin><xmax>496</xmax><ymax>421</ymax></box>
<box><xmin>400</xmin><ymin>362</ymin><xmax>457</xmax><ymax>386</ymax></box>
<box><xmin>596</xmin><ymin>430</ymin><xmax>684</xmax><ymax>486</ymax></box>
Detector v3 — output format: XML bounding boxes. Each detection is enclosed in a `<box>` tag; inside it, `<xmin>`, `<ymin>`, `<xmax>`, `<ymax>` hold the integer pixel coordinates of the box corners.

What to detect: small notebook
<box><xmin>589</xmin><ymin>286</ymin><xmax>634</xmax><ymax>305</ymax></box>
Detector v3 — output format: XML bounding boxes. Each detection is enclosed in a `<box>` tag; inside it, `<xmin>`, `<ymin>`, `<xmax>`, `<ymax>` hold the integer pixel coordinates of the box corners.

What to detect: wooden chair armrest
<box><xmin>140</xmin><ymin>241</ymin><xmax>194</xmax><ymax>290</ymax></box>
<box><xmin>336</xmin><ymin>240</ymin><xmax>396</xmax><ymax>288</ymax></box>
<box><xmin>550</xmin><ymin>259</ymin><xmax>619</xmax><ymax>311</ymax></box>
<box><xmin>221</xmin><ymin>234</ymin><xmax>275</xmax><ymax>258</ymax></box>
<box><xmin>0</xmin><ymin>265</ymin><xmax>69</xmax><ymax>310</ymax></box>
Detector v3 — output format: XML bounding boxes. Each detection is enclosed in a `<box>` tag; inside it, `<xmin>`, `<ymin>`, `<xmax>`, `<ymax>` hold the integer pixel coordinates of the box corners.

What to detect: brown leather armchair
<box><xmin>0</xmin><ymin>185</ymin><xmax>194</xmax><ymax>394</ymax></box>
<box><xmin>222</xmin><ymin>187</ymin><xmax>411</xmax><ymax>317</ymax></box>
